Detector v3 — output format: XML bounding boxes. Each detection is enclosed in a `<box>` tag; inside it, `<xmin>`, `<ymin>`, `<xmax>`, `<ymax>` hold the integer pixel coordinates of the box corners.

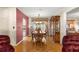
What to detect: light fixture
<box><xmin>35</xmin><ymin>22</ymin><xmax>39</xmax><ymax>23</ymax></box>
<box><xmin>36</xmin><ymin>14</ymin><xmax>40</xmax><ymax>20</ymax></box>
<box><xmin>35</xmin><ymin>21</ymin><xmax>42</xmax><ymax>24</ymax></box>
<box><xmin>34</xmin><ymin>14</ymin><xmax>42</xmax><ymax>24</ymax></box>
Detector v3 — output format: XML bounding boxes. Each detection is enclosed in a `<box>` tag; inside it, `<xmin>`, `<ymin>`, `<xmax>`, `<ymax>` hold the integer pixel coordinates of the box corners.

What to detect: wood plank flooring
<box><xmin>15</xmin><ymin>36</ymin><xmax>62</xmax><ymax>52</ymax></box>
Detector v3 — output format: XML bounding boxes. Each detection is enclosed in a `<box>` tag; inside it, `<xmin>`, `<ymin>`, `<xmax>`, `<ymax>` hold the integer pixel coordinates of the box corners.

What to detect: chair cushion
<box><xmin>62</xmin><ymin>35</ymin><xmax>79</xmax><ymax>52</ymax></box>
<box><xmin>0</xmin><ymin>44</ymin><xmax>14</xmax><ymax>52</ymax></box>
<box><xmin>0</xmin><ymin>35</ymin><xmax>10</xmax><ymax>44</ymax></box>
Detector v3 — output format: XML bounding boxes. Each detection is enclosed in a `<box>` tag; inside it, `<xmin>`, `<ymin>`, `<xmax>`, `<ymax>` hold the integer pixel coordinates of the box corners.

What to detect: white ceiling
<box><xmin>18</xmin><ymin>7</ymin><xmax>70</xmax><ymax>18</ymax></box>
<box><xmin>67</xmin><ymin>7</ymin><xmax>79</xmax><ymax>19</ymax></box>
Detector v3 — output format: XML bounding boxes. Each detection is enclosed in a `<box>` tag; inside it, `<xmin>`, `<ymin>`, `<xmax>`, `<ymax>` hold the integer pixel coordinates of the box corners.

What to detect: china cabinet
<box><xmin>50</xmin><ymin>16</ymin><xmax>60</xmax><ymax>43</ymax></box>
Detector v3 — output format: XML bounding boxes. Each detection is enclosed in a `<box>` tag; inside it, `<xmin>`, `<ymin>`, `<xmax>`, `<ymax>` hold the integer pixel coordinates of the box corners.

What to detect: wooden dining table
<box><xmin>31</xmin><ymin>30</ymin><xmax>47</xmax><ymax>44</ymax></box>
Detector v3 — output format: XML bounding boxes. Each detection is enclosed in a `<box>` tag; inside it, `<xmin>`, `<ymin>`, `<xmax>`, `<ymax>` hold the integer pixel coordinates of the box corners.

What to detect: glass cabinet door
<box><xmin>50</xmin><ymin>16</ymin><xmax>60</xmax><ymax>43</ymax></box>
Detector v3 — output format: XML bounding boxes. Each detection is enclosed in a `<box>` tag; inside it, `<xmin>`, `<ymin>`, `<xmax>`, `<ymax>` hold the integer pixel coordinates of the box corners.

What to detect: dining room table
<box><xmin>31</xmin><ymin>30</ymin><xmax>47</xmax><ymax>46</ymax></box>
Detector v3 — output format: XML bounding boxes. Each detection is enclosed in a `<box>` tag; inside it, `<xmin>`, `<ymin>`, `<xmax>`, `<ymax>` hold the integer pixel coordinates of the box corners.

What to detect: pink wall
<box><xmin>16</xmin><ymin>8</ymin><xmax>29</xmax><ymax>43</ymax></box>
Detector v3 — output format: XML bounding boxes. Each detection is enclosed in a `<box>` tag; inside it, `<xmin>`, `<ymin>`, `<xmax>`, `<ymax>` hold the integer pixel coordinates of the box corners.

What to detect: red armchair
<box><xmin>62</xmin><ymin>35</ymin><xmax>79</xmax><ymax>52</ymax></box>
<box><xmin>0</xmin><ymin>35</ymin><xmax>15</xmax><ymax>52</ymax></box>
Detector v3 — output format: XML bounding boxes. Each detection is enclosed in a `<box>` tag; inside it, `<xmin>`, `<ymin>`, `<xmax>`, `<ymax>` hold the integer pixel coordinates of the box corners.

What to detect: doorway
<box><xmin>22</xmin><ymin>18</ymin><xmax>26</xmax><ymax>38</ymax></box>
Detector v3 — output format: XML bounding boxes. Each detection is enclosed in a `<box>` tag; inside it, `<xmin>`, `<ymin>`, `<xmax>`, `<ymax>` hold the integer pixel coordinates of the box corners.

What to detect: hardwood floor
<box><xmin>15</xmin><ymin>36</ymin><xmax>62</xmax><ymax>52</ymax></box>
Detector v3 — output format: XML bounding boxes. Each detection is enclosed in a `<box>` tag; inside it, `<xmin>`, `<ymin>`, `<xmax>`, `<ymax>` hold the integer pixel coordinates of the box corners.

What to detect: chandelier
<box><xmin>35</xmin><ymin>14</ymin><xmax>42</xmax><ymax>24</ymax></box>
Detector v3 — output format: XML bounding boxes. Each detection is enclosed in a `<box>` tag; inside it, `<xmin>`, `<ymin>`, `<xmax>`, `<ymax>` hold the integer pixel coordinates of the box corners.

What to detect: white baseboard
<box><xmin>15</xmin><ymin>37</ymin><xmax>27</xmax><ymax>46</ymax></box>
<box><xmin>15</xmin><ymin>39</ymin><xmax>24</xmax><ymax>46</ymax></box>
